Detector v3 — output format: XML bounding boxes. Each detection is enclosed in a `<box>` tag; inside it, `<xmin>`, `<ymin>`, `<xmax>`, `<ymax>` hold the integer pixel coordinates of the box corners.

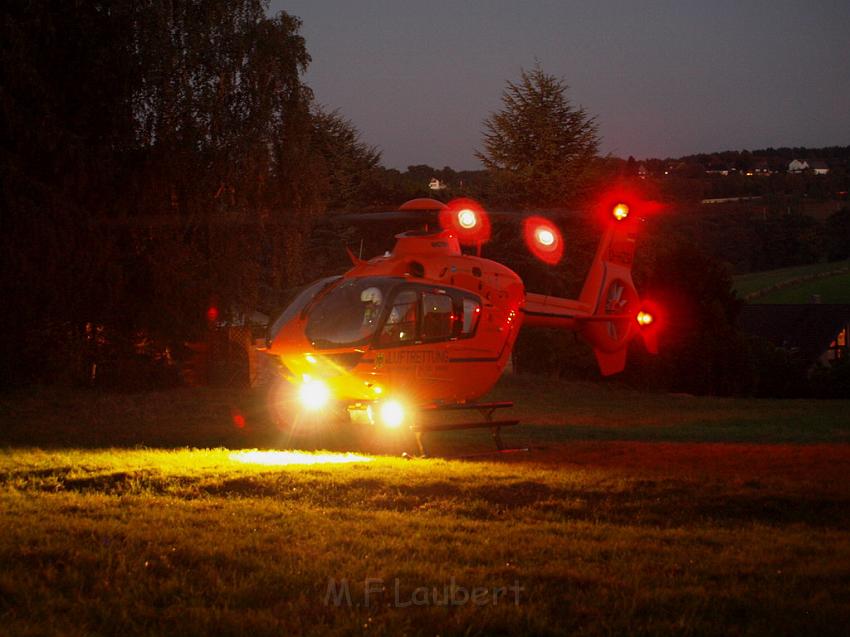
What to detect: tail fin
<box><xmin>577</xmin><ymin>216</ymin><xmax>643</xmax><ymax>375</ymax></box>
<box><xmin>521</xmin><ymin>202</ymin><xmax>660</xmax><ymax>376</ymax></box>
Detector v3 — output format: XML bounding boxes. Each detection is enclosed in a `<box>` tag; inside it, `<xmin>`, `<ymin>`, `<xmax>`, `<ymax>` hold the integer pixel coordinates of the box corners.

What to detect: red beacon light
<box><xmin>524</xmin><ymin>216</ymin><xmax>564</xmax><ymax>265</ymax></box>
<box><xmin>439</xmin><ymin>198</ymin><xmax>490</xmax><ymax>246</ymax></box>
<box><xmin>535</xmin><ymin>226</ymin><xmax>556</xmax><ymax>247</ymax></box>
<box><xmin>457</xmin><ymin>208</ymin><xmax>478</xmax><ymax>229</ymax></box>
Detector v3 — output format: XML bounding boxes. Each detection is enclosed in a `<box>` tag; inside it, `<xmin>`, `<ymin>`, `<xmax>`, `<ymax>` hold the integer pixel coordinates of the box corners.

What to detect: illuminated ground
<box><xmin>1</xmin><ymin>376</ymin><xmax>849</xmax><ymax>635</ymax></box>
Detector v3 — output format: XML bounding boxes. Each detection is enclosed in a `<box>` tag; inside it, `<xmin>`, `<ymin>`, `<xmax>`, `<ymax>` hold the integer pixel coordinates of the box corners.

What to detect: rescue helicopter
<box><xmin>262</xmin><ymin>194</ymin><xmax>660</xmax><ymax>454</ymax></box>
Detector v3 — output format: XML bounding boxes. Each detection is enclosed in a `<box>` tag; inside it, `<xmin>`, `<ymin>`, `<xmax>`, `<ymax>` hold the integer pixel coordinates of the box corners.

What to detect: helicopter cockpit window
<box><xmin>461</xmin><ymin>298</ymin><xmax>481</xmax><ymax>335</ymax></box>
<box><xmin>305</xmin><ymin>277</ymin><xmax>396</xmax><ymax>348</ymax></box>
<box><xmin>421</xmin><ymin>293</ymin><xmax>454</xmax><ymax>341</ymax></box>
<box><xmin>267</xmin><ymin>275</ymin><xmax>341</xmax><ymax>346</ymax></box>
<box><xmin>379</xmin><ymin>289</ymin><xmax>418</xmax><ymax>347</ymax></box>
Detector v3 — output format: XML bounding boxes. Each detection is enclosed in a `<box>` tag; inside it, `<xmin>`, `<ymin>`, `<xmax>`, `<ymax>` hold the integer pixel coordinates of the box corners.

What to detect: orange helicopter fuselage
<box><xmin>267</xmin><ymin>230</ymin><xmax>525</xmax><ymax>406</ymax></box>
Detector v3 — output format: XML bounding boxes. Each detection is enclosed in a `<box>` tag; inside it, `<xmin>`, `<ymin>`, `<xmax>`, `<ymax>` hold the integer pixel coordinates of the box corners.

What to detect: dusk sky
<box><xmin>269</xmin><ymin>1</ymin><xmax>850</xmax><ymax>170</ymax></box>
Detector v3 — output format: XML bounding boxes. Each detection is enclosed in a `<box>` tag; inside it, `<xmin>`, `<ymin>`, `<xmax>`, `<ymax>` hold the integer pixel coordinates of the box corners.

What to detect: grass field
<box><xmin>733</xmin><ymin>260</ymin><xmax>850</xmax><ymax>301</ymax></box>
<box><xmin>2</xmin><ymin>376</ymin><xmax>850</xmax><ymax>635</ymax></box>
<box><xmin>752</xmin><ymin>271</ymin><xmax>850</xmax><ymax>304</ymax></box>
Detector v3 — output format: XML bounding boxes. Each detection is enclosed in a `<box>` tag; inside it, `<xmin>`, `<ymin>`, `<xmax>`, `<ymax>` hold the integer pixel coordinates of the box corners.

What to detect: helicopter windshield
<box><xmin>267</xmin><ymin>276</ymin><xmax>341</xmax><ymax>346</ymax></box>
<box><xmin>305</xmin><ymin>277</ymin><xmax>400</xmax><ymax>349</ymax></box>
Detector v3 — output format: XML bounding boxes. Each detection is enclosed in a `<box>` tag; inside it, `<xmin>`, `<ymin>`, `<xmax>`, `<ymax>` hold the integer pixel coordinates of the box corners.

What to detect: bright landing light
<box><xmin>299</xmin><ymin>378</ymin><xmax>331</xmax><ymax>410</ymax></box>
<box><xmin>229</xmin><ymin>450</ymin><xmax>372</xmax><ymax>466</ymax></box>
<box><xmin>379</xmin><ymin>400</ymin><xmax>405</xmax><ymax>428</ymax></box>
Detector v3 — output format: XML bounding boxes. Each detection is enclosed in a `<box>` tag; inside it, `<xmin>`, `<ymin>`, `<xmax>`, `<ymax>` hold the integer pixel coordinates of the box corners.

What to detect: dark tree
<box><xmin>824</xmin><ymin>208</ymin><xmax>850</xmax><ymax>262</ymax></box>
<box><xmin>311</xmin><ymin>106</ymin><xmax>382</xmax><ymax>211</ymax></box>
<box><xmin>0</xmin><ymin>1</ymin><xmax>339</xmax><ymax>386</ymax></box>
<box><xmin>629</xmin><ymin>236</ymin><xmax>749</xmax><ymax>395</ymax></box>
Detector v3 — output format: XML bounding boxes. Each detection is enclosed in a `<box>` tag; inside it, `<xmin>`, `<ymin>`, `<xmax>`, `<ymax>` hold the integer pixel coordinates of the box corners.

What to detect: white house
<box><xmin>788</xmin><ymin>159</ymin><xmax>809</xmax><ymax>173</ymax></box>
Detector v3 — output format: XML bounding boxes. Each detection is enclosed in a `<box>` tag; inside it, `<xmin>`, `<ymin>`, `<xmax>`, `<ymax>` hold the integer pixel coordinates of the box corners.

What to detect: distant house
<box><xmin>788</xmin><ymin>159</ymin><xmax>830</xmax><ymax>175</ymax></box>
<box><xmin>809</xmin><ymin>160</ymin><xmax>830</xmax><ymax>175</ymax></box>
<box><xmin>750</xmin><ymin>160</ymin><xmax>771</xmax><ymax>176</ymax></box>
<box><xmin>705</xmin><ymin>163</ymin><xmax>732</xmax><ymax>176</ymax></box>
<box><xmin>738</xmin><ymin>304</ymin><xmax>850</xmax><ymax>367</ymax></box>
<box><xmin>663</xmin><ymin>162</ymin><xmax>686</xmax><ymax>176</ymax></box>
<box><xmin>637</xmin><ymin>163</ymin><xmax>649</xmax><ymax>179</ymax></box>
<box><xmin>428</xmin><ymin>177</ymin><xmax>447</xmax><ymax>191</ymax></box>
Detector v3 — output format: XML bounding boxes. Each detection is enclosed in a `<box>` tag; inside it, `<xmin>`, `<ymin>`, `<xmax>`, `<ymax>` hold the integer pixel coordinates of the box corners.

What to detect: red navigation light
<box><xmin>635</xmin><ymin>303</ymin><xmax>661</xmax><ymax>354</ymax></box>
<box><xmin>439</xmin><ymin>198</ymin><xmax>490</xmax><ymax>246</ymax></box>
<box><xmin>595</xmin><ymin>184</ymin><xmax>664</xmax><ymax>226</ymax></box>
<box><xmin>523</xmin><ymin>216</ymin><xmax>564</xmax><ymax>265</ymax></box>
<box><xmin>206</xmin><ymin>306</ymin><xmax>219</xmax><ymax>323</ymax></box>
<box><xmin>612</xmin><ymin>203</ymin><xmax>630</xmax><ymax>221</ymax></box>
<box><xmin>636</xmin><ymin>310</ymin><xmax>654</xmax><ymax>327</ymax></box>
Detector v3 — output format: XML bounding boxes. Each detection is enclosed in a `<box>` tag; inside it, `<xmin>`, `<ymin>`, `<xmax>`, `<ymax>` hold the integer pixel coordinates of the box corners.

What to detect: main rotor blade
<box><xmin>329</xmin><ymin>210</ymin><xmax>439</xmax><ymax>223</ymax></box>
<box><xmin>329</xmin><ymin>208</ymin><xmax>584</xmax><ymax>224</ymax></box>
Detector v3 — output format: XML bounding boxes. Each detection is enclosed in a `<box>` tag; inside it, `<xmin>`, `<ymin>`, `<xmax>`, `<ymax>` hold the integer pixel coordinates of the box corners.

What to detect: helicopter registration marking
<box><xmin>374</xmin><ymin>350</ymin><xmax>449</xmax><ymax>369</ymax></box>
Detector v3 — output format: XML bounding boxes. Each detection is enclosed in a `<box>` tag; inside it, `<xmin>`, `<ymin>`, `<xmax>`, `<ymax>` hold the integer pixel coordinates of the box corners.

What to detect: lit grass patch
<box><xmin>2</xmin><ymin>377</ymin><xmax>850</xmax><ymax>634</ymax></box>
<box><xmin>2</xmin><ymin>448</ymin><xmax>850</xmax><ymax>635</ymax></box>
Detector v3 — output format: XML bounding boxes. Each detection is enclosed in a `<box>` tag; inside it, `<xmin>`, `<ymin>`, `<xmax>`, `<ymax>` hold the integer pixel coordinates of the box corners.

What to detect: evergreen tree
<box><xmin>476</xmin><ymin>64</ymin><xmax>599</xmax><ymax>209</ymax></box>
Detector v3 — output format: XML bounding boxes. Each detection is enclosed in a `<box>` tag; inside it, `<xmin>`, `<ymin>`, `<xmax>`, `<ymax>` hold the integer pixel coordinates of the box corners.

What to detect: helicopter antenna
<box><xmin>345</xmin><ymin>246</ymin><xmax>364</xmax><ymax>266</ymax></box>
<box><xmin>358</xmin><ymin>238</ymin><xmax>363</xmax><ymax>260</ymax></box>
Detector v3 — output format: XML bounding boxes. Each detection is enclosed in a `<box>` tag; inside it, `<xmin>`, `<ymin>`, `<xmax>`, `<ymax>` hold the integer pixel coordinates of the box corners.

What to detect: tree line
<box><xmin>2</xmin><ymin>3</ymin><xmax>846</xmax><ymax>396</ymax></box>
<box><xmin>1</xmin><ymin>1</ymin><xmax>380</xmax><ymax>386</ymax></box>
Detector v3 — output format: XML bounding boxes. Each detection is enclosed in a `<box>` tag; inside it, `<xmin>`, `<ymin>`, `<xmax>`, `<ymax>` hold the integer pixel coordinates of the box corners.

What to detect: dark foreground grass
<box><xmin>1</xmin><ymin>376</ymin><xmax>850</xmax><ymax>636</ymax></box>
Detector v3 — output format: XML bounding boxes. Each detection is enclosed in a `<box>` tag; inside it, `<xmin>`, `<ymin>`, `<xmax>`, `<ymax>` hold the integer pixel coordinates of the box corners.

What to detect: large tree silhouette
<box><xmin>477</xmin><ymin>64</ymin><xmax>600</xmax><ymax>209</ymax></box>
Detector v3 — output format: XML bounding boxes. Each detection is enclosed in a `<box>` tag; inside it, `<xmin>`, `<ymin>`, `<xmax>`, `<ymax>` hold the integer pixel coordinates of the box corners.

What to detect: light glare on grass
<box><xmin>229</xmin><ymin>450</ymin><xmax>373</xmax><ymax>466</ymax></box>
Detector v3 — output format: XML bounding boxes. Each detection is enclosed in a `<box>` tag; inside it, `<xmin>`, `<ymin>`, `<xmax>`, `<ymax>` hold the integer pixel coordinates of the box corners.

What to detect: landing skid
<box><xmin>410</xmin><ymin>401</ymin><xmax>522</xmax><ymax>457</ymax></box>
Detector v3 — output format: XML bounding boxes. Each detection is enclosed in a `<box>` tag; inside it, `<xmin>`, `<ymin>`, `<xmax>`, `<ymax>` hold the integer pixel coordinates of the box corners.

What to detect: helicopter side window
<box><xmin>379</xmin><ymin>289</ymin><xmax>418</xmax><ymax>347</ymax></box>
<box><xmin>421</xmin><ymin>293</ymin><xmax>454</xmax><ymax>341</ymax></box>
<box><xmin>461</xmin><ymin>298</ymin><xmax>481</xmax><ymax>336</ymax></box>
